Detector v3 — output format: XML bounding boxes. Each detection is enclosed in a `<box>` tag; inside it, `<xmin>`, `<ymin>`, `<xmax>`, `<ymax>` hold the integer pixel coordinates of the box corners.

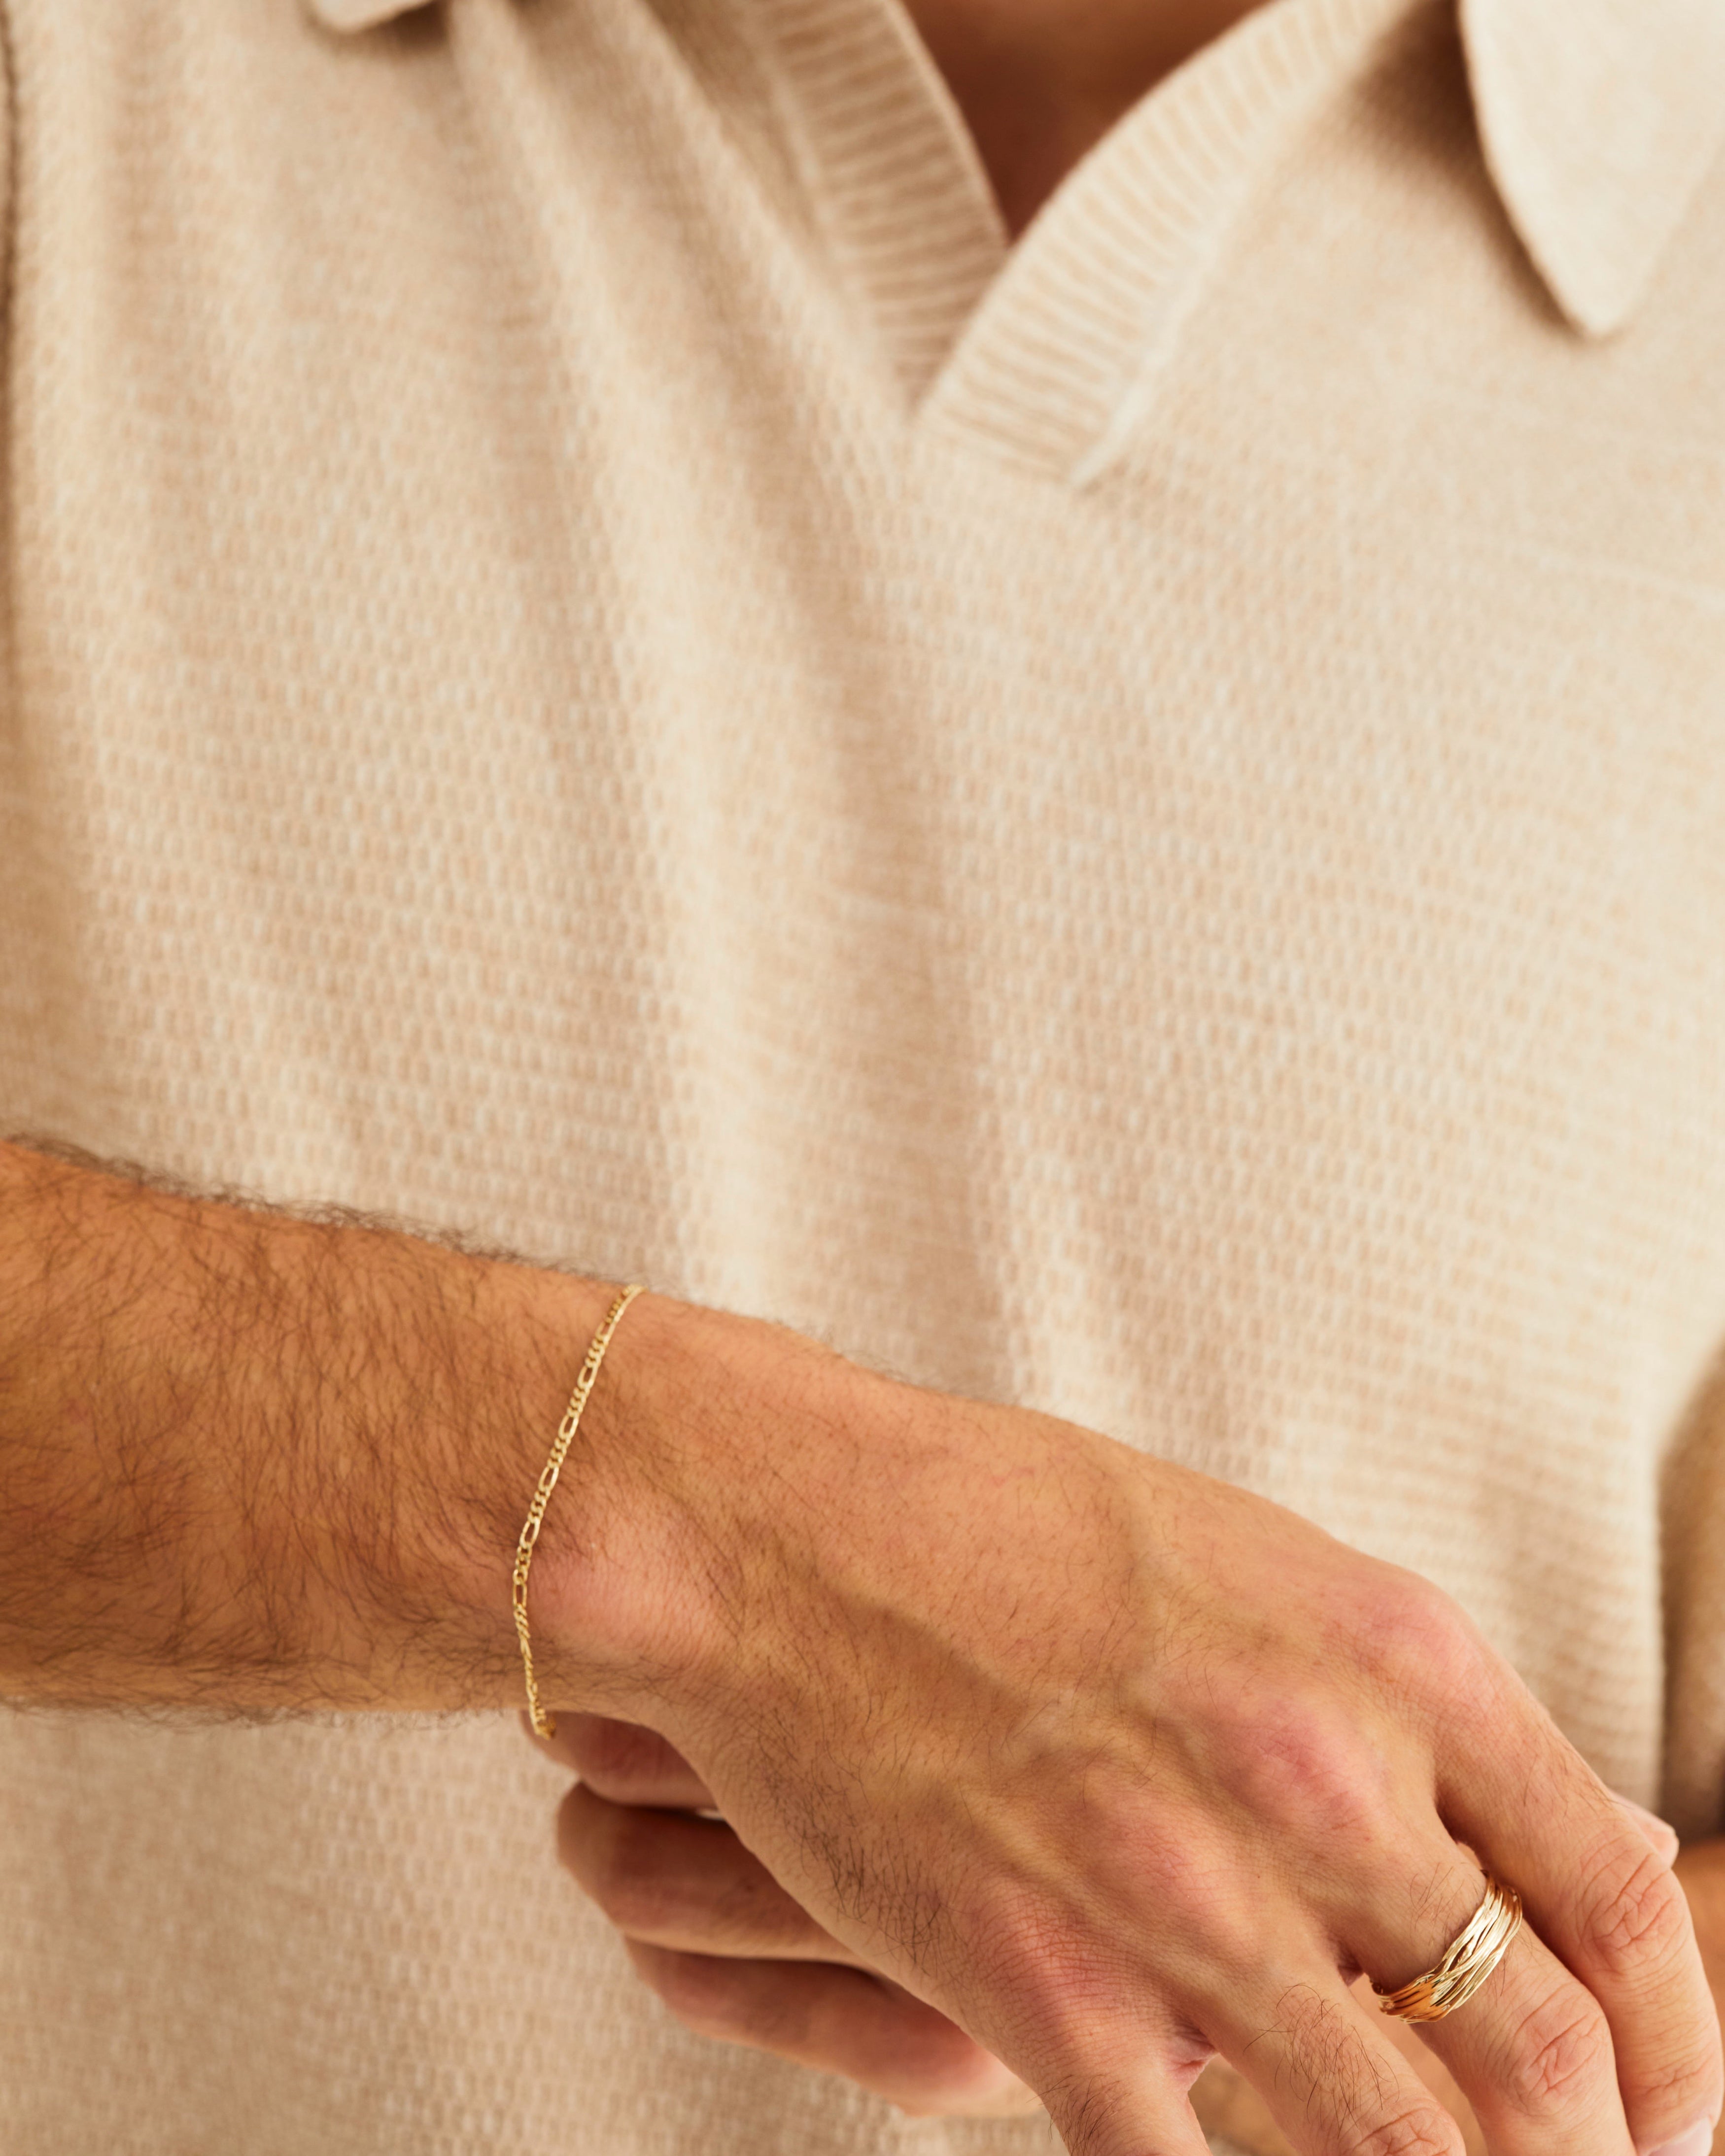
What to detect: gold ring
<box><xmin>1374</xmin><ymin>1872</ymin><xmax>1523</xmax><ymax>2023</ymax></box>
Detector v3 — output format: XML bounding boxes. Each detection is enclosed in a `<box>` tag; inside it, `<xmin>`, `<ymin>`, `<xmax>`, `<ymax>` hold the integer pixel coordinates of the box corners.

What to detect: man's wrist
<box><xmin>518</xmin><ymin>1283</ymin><xmax>735</xmax><ymax>1723</ymax></box>
<box><xmin>525</xmin><ymin>1286</ymin><xmax>866</xmax><ymax>1734</ymax></box>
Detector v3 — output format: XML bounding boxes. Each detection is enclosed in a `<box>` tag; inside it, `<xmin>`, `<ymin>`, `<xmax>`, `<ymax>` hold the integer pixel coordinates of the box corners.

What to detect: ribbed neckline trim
<box><xmin>745</xmin><ymin>0</ymin><xmax>1008</xmax><ymax>403</ymax></box>
<box><xmin>750</xmin><ymin>0</ymin><xmax>1415</xmax><ymax>480</ymax></box>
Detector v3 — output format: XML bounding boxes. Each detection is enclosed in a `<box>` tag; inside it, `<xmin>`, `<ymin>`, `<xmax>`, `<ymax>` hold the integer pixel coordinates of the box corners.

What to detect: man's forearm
<box><xmin>0</xmin><ymin>1139</ymin><xmax>665</xmax><ymax>1713</ymax></box>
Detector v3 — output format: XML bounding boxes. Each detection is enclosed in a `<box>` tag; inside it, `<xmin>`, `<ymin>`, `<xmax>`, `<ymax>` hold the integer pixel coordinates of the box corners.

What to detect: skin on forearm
<box><xmin>0</xmin><ymin>1137</ymin><xmax>669</xmax><ymax>1714</ymax></box>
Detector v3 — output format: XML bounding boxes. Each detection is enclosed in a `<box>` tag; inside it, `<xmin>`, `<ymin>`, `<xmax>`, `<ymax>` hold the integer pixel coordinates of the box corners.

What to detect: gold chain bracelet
<box><xmin>512</xmin><ymin>1282</ymin><xmax>645</xmax><ymax>1740</ymax></box>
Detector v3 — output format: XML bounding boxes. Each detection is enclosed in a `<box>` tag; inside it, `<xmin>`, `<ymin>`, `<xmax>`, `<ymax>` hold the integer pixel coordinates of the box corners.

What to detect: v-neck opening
<box><xmin>747</xmin><ymin>0</ymin><xmax>1419</xmax><ymax>480</ymax></box>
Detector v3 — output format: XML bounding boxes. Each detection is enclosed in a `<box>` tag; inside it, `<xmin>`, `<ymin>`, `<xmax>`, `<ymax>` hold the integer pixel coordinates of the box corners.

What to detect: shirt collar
<box><xmin>306</xmin><ymin>0</ymin><xmax>1725</xmax><ymax>335</ymax></box>
<box><xmin>1461</xmin><ymin>0</ymin><xmax>1725</xmax><ymax>333</ymax></box>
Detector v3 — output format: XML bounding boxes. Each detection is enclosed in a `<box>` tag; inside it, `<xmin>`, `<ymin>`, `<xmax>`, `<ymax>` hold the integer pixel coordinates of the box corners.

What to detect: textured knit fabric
<box><xmin>2</xmin><ymin>0</ymin><xmax>1725</xmax><ymax>2149</ymax></box>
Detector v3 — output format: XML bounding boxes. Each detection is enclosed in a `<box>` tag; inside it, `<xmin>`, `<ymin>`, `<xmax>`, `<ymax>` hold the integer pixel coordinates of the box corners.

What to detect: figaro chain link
<box><xmin>512</xmin><ymin>1283</ymin><xmax>645</xmax><ymax>1741</ymax></box>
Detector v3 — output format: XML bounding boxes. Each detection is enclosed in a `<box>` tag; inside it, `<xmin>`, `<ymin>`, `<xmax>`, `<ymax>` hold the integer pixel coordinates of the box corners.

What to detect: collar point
<box><xmin>1531</xmin><ymin>248</ymin><xmax>1650</xmax><ymax>343</ymax></box>
<box><xmin>305</xmin><ymin>0</ymin><xmax>428</xmax><ymax>30</ymax></box>
<box><xmin>1461</xmin><ymin>0</ymin><xmax>1725</xmax><ymax>344</ymax></box>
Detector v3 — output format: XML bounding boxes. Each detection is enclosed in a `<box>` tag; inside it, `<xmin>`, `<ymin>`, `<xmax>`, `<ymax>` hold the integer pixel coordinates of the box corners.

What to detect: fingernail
<box><xmin>1643</xmin><ymin>2117</ymin><xmax>1714</xmax><ymax>2156</ymax></box>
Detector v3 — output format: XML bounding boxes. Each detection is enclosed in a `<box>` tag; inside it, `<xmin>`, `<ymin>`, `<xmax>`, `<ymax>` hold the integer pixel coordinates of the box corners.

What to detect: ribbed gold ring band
<box><xmin>1373</xmin><ymin>1872</ymin><xmax>1524</xmax><ymax>2023</ymax></box>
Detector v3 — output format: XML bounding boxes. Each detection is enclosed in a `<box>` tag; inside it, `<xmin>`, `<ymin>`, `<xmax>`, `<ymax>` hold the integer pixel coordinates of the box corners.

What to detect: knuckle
<box><xmin>636</xmin><ymin>1946</ymin><xmax>747</xmax><ymax>2034</ymax></box>
<box><xmin>1356</xmin><ymin>1573</ymin><xmax>1483</xmax><ymax>1706</ymax></box>
<box><xmin>1344</xmin><ymin>2102</ymin><xmax>1465</xmax><ymax>2156</ymax></box>
<box><xmin>1622</xmin><ymin>2051</ymin><xmax>1725</xmax><ymax>2137</ymax></box>
<box><xmin>587</xmin><ymin>1815</ymin><xmax>672</xmax><ymax>1933</ymax></box>
<box><xmin>1578</xmin><ymin>1839</ymin><xmax>1691</xmax><ymax>1979</ymax></box>
<box><xmin>711</xmin><ymin>1861</ymin><xmax>810</xmax><ymax>1952</ymax></box>
<box><xmin>1498</xmin><ymin>1985</ymin><xmax>1613</xmax><ymax>2115</ymax></box>
<box><xmin>712</xmin><ymin>1973</ymin><xmax>801</xmax><ymax>2049</ymax></box>
<box><xmin>565</xmin><ymin>1715</ymin><xmax>666</xmax><ymax>1795</ymax></box>
<box><xmin>1210</xmin><ymin>1686</ymin><xmax>1392</xmax><ymax>1846</ymax></box>
<box><xmin>1337</xmin><ymin>2104</ymin><xmax>1466</xmax><ymax>2156</ymax></box>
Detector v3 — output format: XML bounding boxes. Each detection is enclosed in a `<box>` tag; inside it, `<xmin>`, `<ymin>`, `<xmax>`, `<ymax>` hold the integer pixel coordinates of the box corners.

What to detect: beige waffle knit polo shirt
<box><xmin>3</xmin><ymin>0</ymin><xmax>1725</xmax><ymax>2149</ymax></box>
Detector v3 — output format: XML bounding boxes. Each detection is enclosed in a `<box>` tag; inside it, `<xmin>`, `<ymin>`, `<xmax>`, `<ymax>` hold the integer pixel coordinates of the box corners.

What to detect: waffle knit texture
<box><xmin>2</xmin><ymin>0</ymin><xmax>1725</xmax><ymax>2148</ymax></box>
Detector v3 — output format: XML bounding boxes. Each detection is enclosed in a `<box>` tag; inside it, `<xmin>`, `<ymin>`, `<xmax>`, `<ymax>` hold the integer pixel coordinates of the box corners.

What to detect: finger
<box><xmin>623</xmin><ymin>1940</ymin><xmax>1044</xmax><ymax>2119</ymax></box>
<box><xmin>1347</xmin><ymin>1849</ymin><xmax>1633</xmax><ymax>2156</ymax></box>
<box><xmin>522</xmin><ymin>1710</ymin><xmax>716</xmax><ymax>1809</ymax></box>
<box><xmin>556</xmin><ymin>1780</ymin><xmax>865</xmax><ymax>1964</ymax></box>
<box><xmin>1192</xmin><ymin>2053</ymin><xmax>1303</xmax><ymax>2156</ymax></box>
<box><xmin>985</xmin><ymin>1940</ymin><xmax>1442</xmax><ymax>2156</ymax></box>
<box><xmin>1347</xmin><ymin>1976</ymin><xmax>1488</xmax><ymax>2156</ymax></box>
<box><xmin>1197</xmin><ymin>2011</ymin><xmax>1491</xmax><ymax>2156</ymax></box>
<box><xmin>1443</xmin><ymin>1673</ymin><xmax>1724</xmax><ymax>2156</ymax></box>
<box><xmin>1203</xmin><ymin>1964</ymin><xmax>1466</xmax><ymax>2156</ymax></box>
<box><xmin>1037</xmin><ymin>2077</ymin><xmax>1230</xmax><ymax>2156</ymax></box>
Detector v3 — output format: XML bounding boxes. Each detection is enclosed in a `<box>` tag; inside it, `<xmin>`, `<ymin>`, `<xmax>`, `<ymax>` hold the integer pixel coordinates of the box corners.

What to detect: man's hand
<box><xmin>544</xmin><ymin>1292</ymin><xmax>1723</xmax><ymax>2156</ymax></box>
<box><xmin>537</xmin><ymin>1710</ymin><xmax>1725</xmax><ymax>2156</ymax></box>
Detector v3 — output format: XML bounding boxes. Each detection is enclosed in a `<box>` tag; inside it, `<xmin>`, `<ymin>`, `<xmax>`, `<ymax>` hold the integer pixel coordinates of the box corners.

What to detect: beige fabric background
<box><xmin>1</xmin><ymin>0</ymin><xmax>1725</xmax><ymax>2146</ymax></box>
